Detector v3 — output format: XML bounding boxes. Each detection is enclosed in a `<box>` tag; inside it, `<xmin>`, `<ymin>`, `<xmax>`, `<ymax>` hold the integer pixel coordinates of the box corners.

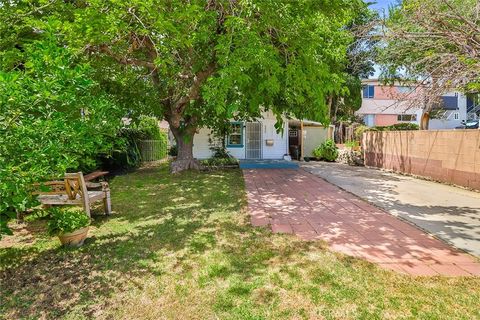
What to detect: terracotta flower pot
<box><xmin>58</xmin><ymin>226</ymin><xmax>89</xmax><ymax>247</ymax></box>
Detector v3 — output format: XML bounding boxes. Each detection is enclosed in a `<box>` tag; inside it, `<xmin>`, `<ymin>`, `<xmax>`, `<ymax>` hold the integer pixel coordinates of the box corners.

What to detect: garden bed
<box><xmin>200</xmin><ymin>158</ymin><xmax>240</xmax><ymax>170</ymax></box>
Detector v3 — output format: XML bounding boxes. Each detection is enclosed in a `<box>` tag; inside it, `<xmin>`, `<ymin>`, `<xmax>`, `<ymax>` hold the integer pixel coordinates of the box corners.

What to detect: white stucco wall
<box><xmin>260</xmin><ymin>111</ymin><xmax>288</xmax><ymax>159</ymax></box>
<box><xmin>192</xmin><ymin>127</ymin><xmax>214</xmax><ymax>159</ymax></box>
<box><xmin>192</xmin><ymin>111</ymin><xmax>288</xmax><ymax>160</ymax></box>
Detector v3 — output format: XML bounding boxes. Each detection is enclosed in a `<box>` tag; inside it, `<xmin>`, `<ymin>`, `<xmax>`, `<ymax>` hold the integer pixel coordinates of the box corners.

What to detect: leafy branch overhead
<box><xmin>60</xmin><ymin>0</ymin><xmax>369</xmax><ymax>171</ymax></box>
<box><xmin>379</xmin><ymin>0</ymin><xmax>480</xmax><ymax>110</ymax></box>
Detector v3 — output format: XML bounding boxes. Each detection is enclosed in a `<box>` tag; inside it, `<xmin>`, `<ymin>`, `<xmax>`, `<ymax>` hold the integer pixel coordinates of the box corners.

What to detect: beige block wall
<box><xmin>363</xmin><ymin>130</ymin><xmax>480</xmax><ymax>190</ymax></box>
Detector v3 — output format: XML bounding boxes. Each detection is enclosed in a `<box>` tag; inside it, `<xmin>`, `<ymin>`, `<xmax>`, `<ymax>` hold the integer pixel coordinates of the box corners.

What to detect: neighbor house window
<box><xmin>397</xmin><ymin>86</ymin><xmax>414</xmax><ymax>94</ymax></box>
<box><xmin>363</xmin><ymin>85</ymin><xmax>375</xmax><ymax>99</ymax></box>
<box><xmin>227</xmin><ymin>122</ymin><xmax>243</xmax><ymax>147</ymax></box>
<box><xmin>454</xmin><ymin>112</ymin><xmax>459</xmax><ymax>120</ymax></box>
<box><xmin>397</xmin><ymin>114</ymin><xmax>417</xmax><ymax>121</ymax></box>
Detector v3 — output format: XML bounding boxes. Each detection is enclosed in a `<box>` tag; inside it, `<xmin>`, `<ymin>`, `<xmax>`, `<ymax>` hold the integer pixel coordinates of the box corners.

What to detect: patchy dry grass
<box><xmin>1</xmin><ymin>164</ymin><xmax>479</xmax><ymax>319</ymax></box>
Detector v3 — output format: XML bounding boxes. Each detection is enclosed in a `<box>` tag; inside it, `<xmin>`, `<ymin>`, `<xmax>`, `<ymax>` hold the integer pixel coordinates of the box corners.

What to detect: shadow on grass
<box><xmin>0</xmin><ymin>165</ymin><xmax>329</xmax><ymax>319</ymax></box>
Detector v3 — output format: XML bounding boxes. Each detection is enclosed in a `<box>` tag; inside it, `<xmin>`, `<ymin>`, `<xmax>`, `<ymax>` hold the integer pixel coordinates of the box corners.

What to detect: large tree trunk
<box><xmin>420</xmin><ymin>112</ymin><xmax>430</xmax><ymax>130</ymax></box>
<box><xmin>169</xmin><ymin>125</ymin><xmax>202</xmax><ymax>173</ymax></box>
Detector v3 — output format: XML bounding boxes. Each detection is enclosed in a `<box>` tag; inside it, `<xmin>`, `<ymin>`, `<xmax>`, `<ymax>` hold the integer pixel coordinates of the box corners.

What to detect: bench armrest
<box><xmin>86</xmin><ymin>181</ymin><xmax>110</xmax><ymax>191</ymax></box>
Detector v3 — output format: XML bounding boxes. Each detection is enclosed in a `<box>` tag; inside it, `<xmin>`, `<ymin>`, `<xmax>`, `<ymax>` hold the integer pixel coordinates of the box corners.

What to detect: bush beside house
<box><xmin>313</xmin><ymin>139</ymin><xmax>339</xmax><ymax>162</ymax></box>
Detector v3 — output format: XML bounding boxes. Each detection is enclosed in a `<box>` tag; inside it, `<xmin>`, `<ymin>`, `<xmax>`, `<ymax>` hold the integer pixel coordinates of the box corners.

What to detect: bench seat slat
<box><xmin>38</xmin><ymin>191</ymin><xmax>106</xmax><ymax>204</ymax></box>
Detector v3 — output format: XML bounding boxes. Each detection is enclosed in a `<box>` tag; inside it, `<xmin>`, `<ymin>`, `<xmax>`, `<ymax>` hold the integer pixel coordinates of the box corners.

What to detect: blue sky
<box><xmin>368</xmin><ymin>0</ymin><xmax>399</xmax><ymax>78</ymax></box>
<box><xmin>369</xmin><ymin>0</ymin><xmax>398</xmax><ymax>14</ymax></box>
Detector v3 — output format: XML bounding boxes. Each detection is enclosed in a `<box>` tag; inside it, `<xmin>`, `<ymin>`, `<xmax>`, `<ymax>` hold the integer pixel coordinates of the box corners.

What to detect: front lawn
<box><xmin>1</xmin><ymin>164</ymin><xmax>479</xmax><ymax>319</ymax></box>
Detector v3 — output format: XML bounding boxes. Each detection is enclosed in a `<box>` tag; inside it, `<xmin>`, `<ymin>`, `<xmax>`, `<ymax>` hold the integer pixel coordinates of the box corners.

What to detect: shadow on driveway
<box><xmin>301</xmin><ymin>162</ymin><xmax>480</xmax><ymax>257</ymax></box>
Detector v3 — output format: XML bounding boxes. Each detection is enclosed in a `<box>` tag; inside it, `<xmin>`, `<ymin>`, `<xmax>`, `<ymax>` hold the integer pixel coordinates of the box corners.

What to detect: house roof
<box><xmin>356</xmin><ymin>99</ymin><xmax>422</xmax><ymax>115</ymax></box>
<box><xmin>361</xmin><ymin>78</ymin><xmax>425</xmax><ymax>86</ymax></box>
<box><xmin>288</xmin><ymin>119</ymin><xmax>327</xmax><ymax>126</ymax></box>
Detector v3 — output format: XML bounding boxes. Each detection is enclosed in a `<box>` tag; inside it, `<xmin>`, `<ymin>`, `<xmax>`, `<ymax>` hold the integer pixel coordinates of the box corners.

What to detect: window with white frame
<box><xmin>362</xmin><ymin>85</ymin><xmax>375</xmax><ymax>99</ymax></box>
<box><xmin>397</xmin><ymin>114</ymin><xmax>417</xmax><ymax>122</ymax></box>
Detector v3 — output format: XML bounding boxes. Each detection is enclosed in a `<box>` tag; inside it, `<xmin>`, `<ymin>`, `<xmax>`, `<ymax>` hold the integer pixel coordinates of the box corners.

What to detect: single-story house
<box><xmin>192</xmin><ymin>110</ymin><xmax>334</xmax><ymax>160</ymax></box>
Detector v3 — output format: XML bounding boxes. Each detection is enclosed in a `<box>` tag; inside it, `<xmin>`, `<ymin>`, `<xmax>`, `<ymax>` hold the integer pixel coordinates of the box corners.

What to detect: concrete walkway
<box><xmin>301</xmin><ymin>162</ymin><xmax>480</xmax><ymax>257</ymax></box>
<box><xmin>243</xmin><ymin>169</ymin><xmax>480</xmax><ymax>276</ymax></box>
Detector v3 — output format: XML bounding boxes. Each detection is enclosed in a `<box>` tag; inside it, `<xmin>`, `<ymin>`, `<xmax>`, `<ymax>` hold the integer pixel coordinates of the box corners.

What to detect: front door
<box><xmin>246</xmin><ymin>122</ymin><xmax>262</xmax><ymax>159</ymax></box>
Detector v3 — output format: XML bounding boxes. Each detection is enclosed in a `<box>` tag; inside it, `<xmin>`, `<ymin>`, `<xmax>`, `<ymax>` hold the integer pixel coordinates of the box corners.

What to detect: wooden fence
<box><xmin>138</xmin><ymin>140</ymin><xmax>168</xmax><ymax>162</ymax></box>
<box><xmin>334</xmin><ymin>122</ymin><xmax>360</xmax><ymax>144</ymax></box>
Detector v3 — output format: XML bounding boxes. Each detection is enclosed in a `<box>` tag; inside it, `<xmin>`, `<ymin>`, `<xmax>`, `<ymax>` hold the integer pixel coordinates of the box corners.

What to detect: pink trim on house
<box><xmin>375</xmin><ymin>114</ymin><xmax>398</xmax><ymax>126</ymax></box>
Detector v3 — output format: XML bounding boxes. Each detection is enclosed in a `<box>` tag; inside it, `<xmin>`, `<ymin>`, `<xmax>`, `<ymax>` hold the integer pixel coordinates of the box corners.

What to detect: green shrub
<box><xmin>102</xmin><ymin>118</ymin><xmax>169</xmax><ymax>169</ymax></box>
<box><xmin>136</xmin><ymin>116</ymin><xmax>163</xmax><ymax>140</ymax></box>
<box><xmin>355</xmin><ymin>123</ymin><xmax>419</xmax><ymax>141</ymax></box>
<box><xmin>0</xmin><ymin>36</ymin><xmax>125</xmax><ymax>237</ymax></box>
<box><xmin>371</xmin><ymin>123</ymin><xmax>419</xmax><ymax>131</ymax></box>
<box><xmin>345</xmin><ymin>140</ymin><xmax>360</xmax><ymax>149</ymax></box>
<box><xmin>201</xmin><ymin>157</ymin><xmax>239</xmax><ymax>168</ymax></box>
<box><xmin>100</xmin><ymin>128</ymin><xmax>142</xmax><ymax>170</ymax></box>
<box><xmin>354</xmin><ymin>125</ymin><xmax>371</xmax><ymax>141</ymax></box>
<box><xmin>47</xmin><ymin>207</ymin><xmax>90</xmax><ymax>236</ymax></box>
<box><xmin>389</xmin><ymin>123</ymin><xmax>419</xmax><ymax>131</ymax></box>
<box><xmin>313</xmin><ymin>139</ymin><xmax>339</xmax><ymax>162</ymax></box>
<box><xmin>210</xmin><ymin>145</ymin><xmax>232</xmax><ymax>159</ymax></box>
<box><xmin>136</xmin><ymin>116</ymin><xmax>169</xmax><ymax>158</ymax></box>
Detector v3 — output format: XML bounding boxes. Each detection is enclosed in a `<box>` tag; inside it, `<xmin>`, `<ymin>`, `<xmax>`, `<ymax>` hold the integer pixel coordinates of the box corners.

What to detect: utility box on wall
<box><xmin>265</xmin><ymin>139</ymin><xmax>274</xmax><ymax>146</ymax></box>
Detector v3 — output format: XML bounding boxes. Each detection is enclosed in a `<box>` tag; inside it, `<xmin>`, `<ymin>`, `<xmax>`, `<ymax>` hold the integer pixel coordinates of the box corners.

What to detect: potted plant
<box><xmin>48</xmin><ymin>207</ymin><xmax>90</xmax><ymax>247</ymax></box>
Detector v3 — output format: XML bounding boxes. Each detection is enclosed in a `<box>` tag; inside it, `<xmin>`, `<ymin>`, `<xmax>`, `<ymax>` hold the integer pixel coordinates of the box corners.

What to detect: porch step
<box><xmin>239</xmin><ymin>160</ymin><xmax>299</xmax><ymax>169</ymax></box>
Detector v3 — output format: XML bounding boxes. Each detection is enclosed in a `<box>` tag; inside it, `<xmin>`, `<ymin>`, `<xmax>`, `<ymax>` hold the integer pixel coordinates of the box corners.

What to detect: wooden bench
<box><xmin>34</xmin><ymin>172</ymin><xmax>111</xmax><ymax>217</ymax></box>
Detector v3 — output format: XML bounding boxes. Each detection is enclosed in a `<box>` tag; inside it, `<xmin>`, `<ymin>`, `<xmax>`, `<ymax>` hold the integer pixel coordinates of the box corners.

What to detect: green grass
<box><xmin>1</xmin><ymin>164</ymin><xmax>479</xmax><ymax>319</ymax></box>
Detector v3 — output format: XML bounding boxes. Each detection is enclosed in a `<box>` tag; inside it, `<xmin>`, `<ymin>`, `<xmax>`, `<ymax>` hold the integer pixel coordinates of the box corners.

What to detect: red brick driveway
<box><xmin>243</xmin><ymin>169</ymin><xmax>480</xmax><ymax>276</ymax></box>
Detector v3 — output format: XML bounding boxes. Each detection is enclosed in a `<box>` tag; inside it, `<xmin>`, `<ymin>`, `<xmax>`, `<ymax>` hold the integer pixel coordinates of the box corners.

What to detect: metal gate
<box><xmin>138</xmin><ymin>140</ymin><xmax>168</xmax><ymax>162</ymax></box>
<box><xmin>246</xmin><ymin>122</ymin><xmax>262</xmax><ymax>159</ymax></box>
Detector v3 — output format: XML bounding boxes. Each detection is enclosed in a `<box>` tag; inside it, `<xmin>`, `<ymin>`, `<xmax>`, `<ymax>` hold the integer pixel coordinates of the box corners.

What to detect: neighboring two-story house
<box><xmin>356</xmin><ymin>79</ymin><xmax>423</xmax><ymax>127</ymax></box>
<box><xmin>356</xmin><ymin>79</ymin><xmax>477</xmax><ymax>129</ymax></box>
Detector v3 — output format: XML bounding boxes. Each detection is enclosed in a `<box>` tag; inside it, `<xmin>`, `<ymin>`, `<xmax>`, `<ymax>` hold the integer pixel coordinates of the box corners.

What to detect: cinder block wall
<box><xmin>363</xmin><ymin>130</ymin><xmax>480</xmax><ymax>191</ymax></box>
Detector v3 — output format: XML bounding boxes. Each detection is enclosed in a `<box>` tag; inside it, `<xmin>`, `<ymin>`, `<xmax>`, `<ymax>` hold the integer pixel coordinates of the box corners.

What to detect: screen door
<box><xmin>246</xmin><ymin>122</ymin><xmax>262</xmax><ymax>159</ymax></box>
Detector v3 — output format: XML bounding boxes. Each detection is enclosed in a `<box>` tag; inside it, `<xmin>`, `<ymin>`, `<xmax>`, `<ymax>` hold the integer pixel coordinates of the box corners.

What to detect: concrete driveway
<box><xmin>301</xmin><ymin>162</ymin><xmax>480</xmax><ymax>257</ymax></box>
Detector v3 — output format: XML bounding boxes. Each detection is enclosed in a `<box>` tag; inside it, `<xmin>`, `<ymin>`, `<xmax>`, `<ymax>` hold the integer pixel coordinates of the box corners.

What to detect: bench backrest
<box><xmin>64</xmin><ymin>172</ymin><xmax>88</xmax><ymax>200</ymax></box>
<box><xmin>35</xmin><ymin>172</ymin><xmax>88</xmax><ymax>200</ymax></box>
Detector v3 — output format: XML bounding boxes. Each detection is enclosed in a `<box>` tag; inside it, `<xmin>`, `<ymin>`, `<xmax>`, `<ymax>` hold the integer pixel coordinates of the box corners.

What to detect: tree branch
<box><xmin>174</xmin><ymin>62</ymin><xmax>217</xmax><ymax>114</ymax></box>
<box><xmin>87</xmin><ymin>44</ymin><xmax>156</xmax><ymax>69</ymax></box>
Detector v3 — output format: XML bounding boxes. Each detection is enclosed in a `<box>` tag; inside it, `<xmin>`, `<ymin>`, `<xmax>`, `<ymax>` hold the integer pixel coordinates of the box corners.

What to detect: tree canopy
<box><xmin>47</xmin><ymin>0</ymin><xmax>369</xmax><ymax>171</ymax></box>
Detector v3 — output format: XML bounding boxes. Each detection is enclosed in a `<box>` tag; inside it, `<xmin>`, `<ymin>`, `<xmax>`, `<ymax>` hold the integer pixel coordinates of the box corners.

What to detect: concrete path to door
<box><xmin>301</xmin><ymin>162</ymin><xmax>480</xmax><ymax>257</ymax></box>
<box><xmin>243</xmin><ymin>169</ymin><xmax>480</xmax><ymax>276</ymax></box>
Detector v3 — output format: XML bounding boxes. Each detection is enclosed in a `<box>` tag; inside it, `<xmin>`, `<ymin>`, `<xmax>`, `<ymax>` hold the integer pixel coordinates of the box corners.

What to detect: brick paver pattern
<box><xmin>243</xmin><ymin>169</ymin><xmax>480</xmax><ymax>276</ymax></box>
